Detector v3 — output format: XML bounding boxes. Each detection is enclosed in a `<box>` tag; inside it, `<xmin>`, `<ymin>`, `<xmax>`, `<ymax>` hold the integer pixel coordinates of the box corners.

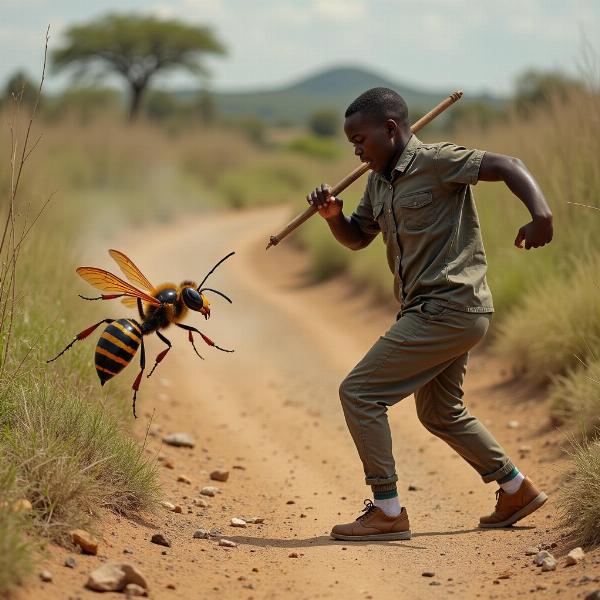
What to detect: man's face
<box><xmin>343</xmin><ymin>112</ymin><xmax>397</xmax><ymax>174</ymax></box>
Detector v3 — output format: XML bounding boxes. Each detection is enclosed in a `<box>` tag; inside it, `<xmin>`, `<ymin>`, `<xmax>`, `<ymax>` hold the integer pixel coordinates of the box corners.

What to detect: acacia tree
<box><xmin>52</xmin><ymin>14</ymin><xmax>226</xmax><ymax>120</ymax></box>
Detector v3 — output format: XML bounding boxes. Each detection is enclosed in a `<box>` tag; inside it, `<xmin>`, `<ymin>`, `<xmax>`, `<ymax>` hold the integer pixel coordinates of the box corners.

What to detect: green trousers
<box><xmin>339</xmin><ymin>301</ymin><xmax>515</xmax><ymax>495</ymax></box>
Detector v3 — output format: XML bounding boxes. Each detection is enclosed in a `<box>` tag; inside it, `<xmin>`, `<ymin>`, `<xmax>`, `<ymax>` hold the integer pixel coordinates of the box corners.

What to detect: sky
<box><xmin>1</xmin><ymin>0</ymin><xmax>598</xmax><ymax>97</ymax></box>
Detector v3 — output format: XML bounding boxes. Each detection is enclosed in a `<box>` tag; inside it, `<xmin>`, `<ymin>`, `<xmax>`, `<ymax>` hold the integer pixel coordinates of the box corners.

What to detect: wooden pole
<box><xmin>266</xmin><ymin>90</ymin><xmax>463</xmax><ymax>250</ymax></box>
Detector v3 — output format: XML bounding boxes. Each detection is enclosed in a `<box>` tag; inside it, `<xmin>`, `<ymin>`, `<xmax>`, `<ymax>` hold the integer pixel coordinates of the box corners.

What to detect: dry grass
<box><xmin>559</xmin><ymin>437</ymin><xmax>600</xmax><ymax>546</ymax></box>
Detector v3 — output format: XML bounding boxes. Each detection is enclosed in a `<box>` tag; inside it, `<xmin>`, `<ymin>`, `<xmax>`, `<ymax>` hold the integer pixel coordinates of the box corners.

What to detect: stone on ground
<box><xmin>565</xmin><ymin>547</ymin><xmax>585</xmax><ymax>566</ymax></box>
<box><xmin>210</xmin><ymin>469</ymin><xmax>230</xmax><ymax>482</ymax></box>
<box><xmin>163</xmin><ymin>432</ymin><xmax>195</xmax><ymax>448</ymax></box>
<box><xmin>541</xmin><ymin>556</ymin><xmax>557</xmax><ymax>572</ymax></box>
<box><xmin>219</xmin><ymin>539</ymin><xmax>237</xmax><ymax>548</ymax></box>
<box><xmin>39</xmin><ymin>570</ymin><xmax>52</xmax><ymax>582</ymax></box>
<box><xmin>70</xmin><ymin>529</ymin><xmax>99</xmax><ymax>555</ymax></box>
<box><xmin>231</xmin><ymin>517</ymin><xmax>247</xmax><ymax>527</ymax></box>
<box><xmin>150</xmin><ymin>533</ymin><xmax>171</xmax><ymax>547</ymax></box>
<box><xmin>86</xmin><ymin>562</ymin><xmax>148</xmax><ymax>592</ymax></box>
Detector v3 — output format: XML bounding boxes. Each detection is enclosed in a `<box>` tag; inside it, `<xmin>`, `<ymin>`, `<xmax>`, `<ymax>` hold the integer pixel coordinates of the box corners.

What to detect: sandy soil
<box><xmin>17</xmin><ymin>206</ymin><xmax>600</xmax><ymax>599</ymax></box>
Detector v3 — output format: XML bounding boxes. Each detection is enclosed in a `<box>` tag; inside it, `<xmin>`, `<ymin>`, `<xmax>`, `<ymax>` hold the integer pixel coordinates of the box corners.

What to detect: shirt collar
<box><xmin>393</xmin><ymin>134</ymin><xmax>421</xmax><ymax>174</ymax></box>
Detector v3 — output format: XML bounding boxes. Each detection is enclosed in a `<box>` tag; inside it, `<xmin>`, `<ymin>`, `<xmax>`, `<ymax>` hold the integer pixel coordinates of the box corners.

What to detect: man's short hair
<box><xmin>345</xmin><ymin>87</ymin><xmax>408</xmax><ymax>125</ymax></box>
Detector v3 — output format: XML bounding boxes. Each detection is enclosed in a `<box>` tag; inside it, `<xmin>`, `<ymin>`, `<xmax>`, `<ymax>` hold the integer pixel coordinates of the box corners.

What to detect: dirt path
<box><xmin>22</xmin><ymin>207</ymin><xmax>599</xmax><ymax>599</ymax></box>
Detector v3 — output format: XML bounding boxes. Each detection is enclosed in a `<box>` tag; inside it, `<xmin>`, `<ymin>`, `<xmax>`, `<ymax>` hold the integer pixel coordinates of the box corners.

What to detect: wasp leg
<box><xmin>131</xmin><ymin>337</ymin><xmax>146</xmax><ymax>419</ymax></box>
<box><xmin>47</xmin><ymin>319</ymin><xmax>115</xmax><ymax>363</ymax></box>
<box><xmin>79</xmin><ymin>293</ymin><xmax>127</xmax><ymax>301</ymax></box>
<box><xmin>147</xmin><ymin>331</ymin><xmax>172</xmax><ymax>378</ymax></box>
<box><xmin>175</xmin><ymin>323</ymin><xmax>234</xmax><ymax>355</ymax></box>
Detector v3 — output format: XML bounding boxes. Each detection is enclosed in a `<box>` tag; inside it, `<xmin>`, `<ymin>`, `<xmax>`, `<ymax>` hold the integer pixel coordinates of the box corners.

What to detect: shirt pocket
<box><xmin>395</xmin><ymin>191</ymin><xmax>434</xmax><ymax>231</ymax></box>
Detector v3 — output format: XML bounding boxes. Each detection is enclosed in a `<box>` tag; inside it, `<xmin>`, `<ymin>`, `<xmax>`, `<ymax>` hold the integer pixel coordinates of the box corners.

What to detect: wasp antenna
<box><xmin>199</xmin><ymin>287</ymin><xmax>233</xmax><ymax>304</ymax></box>
<box><xmin>197</xmin><ymin>251</ymin><xmax>235</xmax><ymax>291</ymax></box>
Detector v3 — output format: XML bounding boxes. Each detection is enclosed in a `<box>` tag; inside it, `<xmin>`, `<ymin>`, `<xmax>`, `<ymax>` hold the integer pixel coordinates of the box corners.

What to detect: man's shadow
<box><xmin>224</xmin><ymin>525</ymin><xmax>535</xmax><ymax>550</ymax></box>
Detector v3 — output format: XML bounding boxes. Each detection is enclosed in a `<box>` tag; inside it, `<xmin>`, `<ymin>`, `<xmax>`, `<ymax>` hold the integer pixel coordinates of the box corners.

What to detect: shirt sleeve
<box><xmin>349</xmin><ymin>176</ymin><xmax>381</xmax><ymax>236</ymax></box>
<box><xmin>435</xmin><ymin>143</ymin><xmax>485</xmax><ymax>186</ymax></box>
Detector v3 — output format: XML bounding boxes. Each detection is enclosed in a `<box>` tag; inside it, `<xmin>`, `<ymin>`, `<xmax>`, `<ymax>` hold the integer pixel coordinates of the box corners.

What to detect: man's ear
<box><xmin>385</xmin><ymin>119</ymin><xmax>399</xmax><ymax>139</ymax></box>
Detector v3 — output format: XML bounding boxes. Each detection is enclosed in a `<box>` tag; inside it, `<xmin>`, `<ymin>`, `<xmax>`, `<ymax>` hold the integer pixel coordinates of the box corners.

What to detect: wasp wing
<box><xmin>76</xmin><ymin>267</ymin><xmax>161</xmax><ymax>306</ymax></box>
<box><xmin>121</xmin><ymin>297</ymin><xmax>139</xmax><ymax>308</ymax></box>
<box><xmin>108</xmin><ymin>249</ymin><xmax>155</xmax><ymax>292</ymax></box>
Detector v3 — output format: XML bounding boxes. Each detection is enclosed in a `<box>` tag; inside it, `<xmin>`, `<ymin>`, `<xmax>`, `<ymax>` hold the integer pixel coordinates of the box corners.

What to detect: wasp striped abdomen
<box><xmin>95</xmin><ymin>319</ymin><xmax>142</xmax><ymax>385</ymax></box>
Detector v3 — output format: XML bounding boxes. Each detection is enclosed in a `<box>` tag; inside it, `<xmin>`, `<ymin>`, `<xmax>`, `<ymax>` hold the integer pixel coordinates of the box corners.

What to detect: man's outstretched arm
<box><xmin>479</xmin><ymin>153</ymin><xmax>553</xmax><ymax>249</ymax></box>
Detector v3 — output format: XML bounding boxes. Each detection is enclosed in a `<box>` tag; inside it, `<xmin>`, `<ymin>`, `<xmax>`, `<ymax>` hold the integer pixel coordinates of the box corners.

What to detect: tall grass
<box><xmin>559</xmin><ymin>437</ymin><xmax>600</xmax><ymax>547</ymax></box>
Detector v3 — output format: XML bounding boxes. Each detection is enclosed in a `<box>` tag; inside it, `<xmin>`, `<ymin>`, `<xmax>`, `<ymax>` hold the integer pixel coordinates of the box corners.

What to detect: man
<box><xmin>307</xmin><ymin>87</ymin><xmax>553</xmax><ymax>541</ymax></box>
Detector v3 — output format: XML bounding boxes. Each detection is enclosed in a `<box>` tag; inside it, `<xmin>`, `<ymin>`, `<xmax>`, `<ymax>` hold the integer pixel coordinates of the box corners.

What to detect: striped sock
<box><xmin>498</xmin><ymin>467</ymin><xmax>525</xmax><ymax>494</ymax></box>
<box><xmin>372</xmin><ymin>485</ymin><xmax>402</xmax><ymax>517</ymax></box>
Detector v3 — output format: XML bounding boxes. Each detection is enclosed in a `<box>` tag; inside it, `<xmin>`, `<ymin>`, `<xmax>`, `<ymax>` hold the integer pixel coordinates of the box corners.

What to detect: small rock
<box><xmin>219</xmin><ymin>539</ymin><xmax>237</xmax><ymax>548</ymax></box>
<box><xmin>210</xmin><ymin>469</ymin><xmax>230</xmax><ymax>482</ymax></box>
<box><xmin>193</xmin><ymin>529</ymin><xmax>210</xmax><ymax>539</ymax></box>
<box><xmin>125</xmin><ymin>583</ymin><xmax>148</xmax><ymax>598</ymax></box>
<box><xmin>565</xmin><ymin>546</ymin><xmax>585</xmax><ymax>566</ymax></box>
<box><xmin>160</xmin><ymin>501</ymin><xmax>176</xmax><ymax>511</ymax></box>
<box><xmin>70</xmin><ymin>529</ymin><xmax>99</xmax><ymax>555</ymax></box>
<box><xmin>177</xmin><ymin>474</ymin><xmax>192</xmax><ymax>484</ymax></box>
<box><xmin>231</xmin><ymin>518</ymin><xmax>247</xmax><ymax>528</ymax></box>
<box><xmin>40</xmin><ymin>570</ymin><xmax>53</xmax><ymax>582</ymax></box>
<box><xmin>497</xmin><ymin>570</ymin><xmax>512</xmax><ymax>579</ymax></box>
<box><xmin>518</xmin><ymin>445</ymin><xmax>532</xmax><ymax>455</ymax></box>
<box><xmin>525</xmin><ymin>547</ymin><xmax>539</xmax><ymax>556</ymax></box>
<box><xmin>408</xmin><ymin>485</ymin><xmax>419</xmax><ymax>491</ymax></box>
<box><xmin>123</xmin><ymin>548</ymin><xmax>133</xmax><ymax>554</ymax></box>
<box><xmin>585</xmin><ymin>591</ymin><xmax>600</xmax><ymax>600</ymax></box>
<box><xmin>150</xmin><ymin>533</ymin><xmax>171</xmax><ymax>547</ymax></box>
<box><xmin>162</xmin><ymin>432</ymin><xmax>195</xmax><ymax>448</ymax></box>
<box><xmin>244</xmin><ymin>517</ymin><xmax>265</xmax><ymax>524</ymax></box>
<box><xmin>12</xmin><ymin>498</ymin><xmax>33</xmax><ymax>512</ymax></box>
<box><xmin>200</xmin><ymin>486</ymin><xmax>220</xmax><ymax>497</ymax></box>
<box><xmin>192</xmin><ymin>497</ymin><xmax>209</xmax><ymax>508</ymax></box>
<box><xmin>507</xmin><ymin>420</ymin><xmax>519</xmax><ymax>429</ymax></box>
<box><xmin>422</xmin><ymin>571</ymin><xmax>435</xmax><ymax>577</ymax></box>
<box><xmin>209</xmin><ymin>528</ymin><xmax>222</xmax><ymax>536</ymax></box>
<box><xmin>64</xmin><ymin>556</ymin><xmax>77</xmax><ymax>569</ymax></box>
<box><xmin>289</xmin><ymin>552</ymin><xmax>299</xmax><ymax>558</ymax></box>
<box><xmin>163</xmin><ymin>459</ymin><xmax>175</xmax><ymax>469</ymax></box>
<box><xmin>86</xmin><ymin>562</ymin><xmax>148</xmax><ymax>592</ymax></box>
<box><xmin>541</xmin><ymin>556</ymin><xmax>557</xmax><ymax>572</ymax></box>
<box><xmin>534</xmin><ymin>550</ymin><xmax>552</xmax><ymax>566</ymax></box>
<box><xmin>429</xmin><ymin>581</ymin><xmax>441</xmax><ymax>586</ymax></box>
<box><xmin>286</xmin><ymin>500</ymin><xmax>295</xmax><ymax>505</ymax></box>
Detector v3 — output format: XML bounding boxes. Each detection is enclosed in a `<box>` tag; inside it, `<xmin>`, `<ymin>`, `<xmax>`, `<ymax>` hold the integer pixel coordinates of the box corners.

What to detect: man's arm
<box><xmin>307</xmin><ymin>183</ymin><xmax>377</xmax><ymax>251</ymax></box>
<box><xmin>478</xmin><ymin>152</ymin><xmax>553</xmax><ymax>249</ymax></box>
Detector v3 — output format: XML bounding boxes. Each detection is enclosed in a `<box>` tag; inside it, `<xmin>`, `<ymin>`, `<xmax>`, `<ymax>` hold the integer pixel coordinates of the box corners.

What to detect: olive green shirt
<box><xmin>350</xmin><ymin>135</ymin><xmax>494</xmax><ymax>313</ymax></box>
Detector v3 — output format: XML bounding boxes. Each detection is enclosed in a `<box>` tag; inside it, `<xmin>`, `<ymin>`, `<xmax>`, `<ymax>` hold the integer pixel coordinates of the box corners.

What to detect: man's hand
<box><xmin>307</xmin><ymin>183</ymin><xmax>343</xmax><ymax>220</ymax></box>
<box><xmin>514</xmin><ymin>215</ymin><xmax>553</xmax><ymax>249</ymax></box>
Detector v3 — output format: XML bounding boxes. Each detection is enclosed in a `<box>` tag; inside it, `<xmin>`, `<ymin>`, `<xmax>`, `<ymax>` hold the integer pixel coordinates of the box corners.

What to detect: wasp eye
<box><xmin>182</xmin><ymin>287</ymin><xmax>204</xmax><ymax>311</ymax></box>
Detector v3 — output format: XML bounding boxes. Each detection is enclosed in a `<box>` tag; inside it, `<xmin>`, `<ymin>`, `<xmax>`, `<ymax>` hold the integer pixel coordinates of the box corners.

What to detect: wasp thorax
<box><xmin>182</xmin><ymin>287</ymin><xmax>207</xmax><ymax>311</ymax></box>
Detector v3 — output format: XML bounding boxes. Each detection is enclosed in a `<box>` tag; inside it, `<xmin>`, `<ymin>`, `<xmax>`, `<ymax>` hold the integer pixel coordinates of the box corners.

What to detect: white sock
<box><xmin>500</xmin><ymin>471</ymin><xmax>525</xmax><ymax>494</ymax></box>
<box><xmin>373</xmin><ymin>496</ymin><xmax>402</xmax><ymax>517</ymax></box>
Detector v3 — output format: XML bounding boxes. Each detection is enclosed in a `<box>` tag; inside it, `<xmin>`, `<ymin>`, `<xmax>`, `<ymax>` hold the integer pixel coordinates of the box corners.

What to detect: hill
<box><xmin>178</xmin><ymin>65</ymin><xmax>500</xmax><ymax>125</ymax></box>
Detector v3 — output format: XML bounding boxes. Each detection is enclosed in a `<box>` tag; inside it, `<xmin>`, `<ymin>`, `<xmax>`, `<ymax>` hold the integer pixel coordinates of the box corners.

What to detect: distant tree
<box><xmin>52</xmin><ymin>14</ymin><xmax>226</xmax><ymax>120</ymax></box>
<box><xmin>194</xmin><ymin>88</ymin><xmax>216</xmax><ymax>124</ymax></box>
<box><xmin>3</xmin><ymin>70</ymin><xmax>38</xmax><ymax>108</ymax></box>
<box><xmin>308</xmin><ymin>109</ymin><xmax>340</xmax><ymax>137</ymax></box>
<box><xmin>145</xmin><ymin>89</ymin><xmax>180</xmax><ymax>121</ymax></box>
<box><xmin>514</xmin><ymin>69</ymin><xmax>583</xmax><ymax>114</ymax></box>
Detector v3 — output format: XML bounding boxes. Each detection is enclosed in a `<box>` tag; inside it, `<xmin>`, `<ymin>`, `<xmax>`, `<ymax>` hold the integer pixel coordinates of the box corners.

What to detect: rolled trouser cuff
<box><xmin>366</xmin><ymin>475</ymin><xmax>398</xmax><ymax>489</ymax></box>
<box><xmin>481</xmin><ymin>459</ymin><xmax>516</xmax><ymax>483</ymax></box>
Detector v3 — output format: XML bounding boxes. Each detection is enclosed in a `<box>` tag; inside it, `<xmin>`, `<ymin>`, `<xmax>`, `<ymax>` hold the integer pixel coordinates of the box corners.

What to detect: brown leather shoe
<box><xmin>479</xmin><ymin>476</ymin><xmax>548</xmax><ymax>528</ymax></box>
<box><xmin>330</xmin><ymin>499</ymin><xmax>411</xmax><ymax>541</ymax></box>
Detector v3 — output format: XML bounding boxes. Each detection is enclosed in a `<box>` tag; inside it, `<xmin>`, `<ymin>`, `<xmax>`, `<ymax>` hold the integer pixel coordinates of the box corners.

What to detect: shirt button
<box><xmin>388</xmin><ymin>208</ymin><xmax>392</xmax><ymax>214</ymax></box>
<box><xmin>388</xmin><ymin>184</ymin><xmax>393</xmax><ymax>190</ymax></box>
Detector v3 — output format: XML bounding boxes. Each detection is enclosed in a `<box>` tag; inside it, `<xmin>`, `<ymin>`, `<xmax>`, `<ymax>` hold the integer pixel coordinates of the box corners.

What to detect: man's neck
<box><xmin>383</xmin><ymin>132</ymin><xmax>412</xmax><ymax>181</ymax></box>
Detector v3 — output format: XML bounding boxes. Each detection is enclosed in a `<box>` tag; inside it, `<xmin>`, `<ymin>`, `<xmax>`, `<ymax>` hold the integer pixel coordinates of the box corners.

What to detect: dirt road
<box><xmin>23</xmin><ymin>207</ymin><xmax>599</xmax><ymax>599</ymax></box>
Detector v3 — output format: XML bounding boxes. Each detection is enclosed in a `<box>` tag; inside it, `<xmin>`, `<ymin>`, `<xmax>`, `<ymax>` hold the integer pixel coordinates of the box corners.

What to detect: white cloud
<box><xmin>312</xmin><ymin>0</ymin><xmax>367</xmax><ymax>21</ymax></box>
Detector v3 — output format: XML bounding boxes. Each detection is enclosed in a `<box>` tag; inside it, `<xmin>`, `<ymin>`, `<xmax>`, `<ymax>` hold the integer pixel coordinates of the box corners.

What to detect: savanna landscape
<box><xmin>1</xmin><ymin>9</ymin><xmax>600</xmax><ymax>600</ymax></box>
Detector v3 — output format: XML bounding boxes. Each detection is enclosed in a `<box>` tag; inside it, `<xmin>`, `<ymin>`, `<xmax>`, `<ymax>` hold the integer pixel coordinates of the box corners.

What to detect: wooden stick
<box><xmin>266</xmin><ymin>90</ymin><xmax>463</xmax><ymax>250</ymax></box>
